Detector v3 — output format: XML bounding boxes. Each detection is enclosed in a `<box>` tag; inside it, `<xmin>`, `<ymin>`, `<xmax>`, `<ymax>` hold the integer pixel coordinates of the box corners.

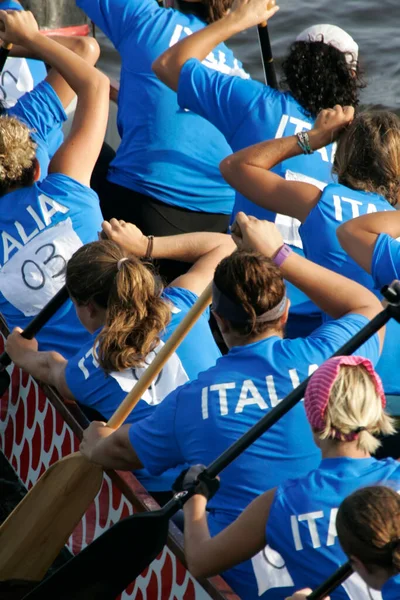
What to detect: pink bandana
<box><xmin>305</xmin><ymin>356</ymin><xmax>386</xmax><ymax>440</ymax></box>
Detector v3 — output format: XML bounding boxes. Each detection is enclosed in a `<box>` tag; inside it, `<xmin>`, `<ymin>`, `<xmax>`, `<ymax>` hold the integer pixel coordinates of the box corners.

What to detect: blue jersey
<box><xmin>0</xmin><ymin>173</ymin><xmax>103</xmax><ymax>358</ymax></box>
<box><xmin>382</xmin><ymin>575</ymin><xmax>400</xmax><ymax>600</ymax></box>
<box><xmin>178</xmin><ymin>59</ymin><xmax>336</xmax><ymax>334</ymax></box>
<box><xmin>372</xmin><ymin>233</ymin><xmax>400</xmax><ymax>289</ymax></box>
<box><xmin>0</xmin><ymin>1</ymin><xmax>63</xmax><ymax>158</ymax></box>
<box><xmin>299</xmin><ymin>183</ymin><xmax>400</xmax><ymax>395</ymax></box>
<box><xmin>178</xmin><ymin>58</ymin><xmax>335</xmax><ymax>224</ymax></box>
<box><xmin>7</xmin><ymin>81</ymin><xmax>67</xmax><ymax>178</ymax></box>
<box><xmin>130</xmin><ymin>314</ymin><xmax>379</xmax><ymax>598</ymax></box>
<box><xmin>77</xmin><ymin>0</ymin><xmax>247</xmax><ymax>215</ymax></box>
<box><xmin>262</xmin><ymin>457</ymin><xmax>400</xmax><ymax>600</ymax></box>
<box><xmin>65</xmin><ymin>286</ymin><xmax>220</xmax><ymax>490</ymax></box>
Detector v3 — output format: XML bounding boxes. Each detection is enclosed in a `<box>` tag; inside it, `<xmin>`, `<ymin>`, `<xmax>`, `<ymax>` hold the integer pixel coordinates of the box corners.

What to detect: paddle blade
<box><xmin>23</xmin><ymin>508</ymin><xmax>171</xmax><ymax>600</ymax></box>
<box><xmin>0</xmin><ymin>368</ymin><xmax>10</xmax><ymax>397</ymax></box>
<box><xmin>0</xmin><ymin>453</ymin><xmax>103</xmax><ymax>582</ymax></box>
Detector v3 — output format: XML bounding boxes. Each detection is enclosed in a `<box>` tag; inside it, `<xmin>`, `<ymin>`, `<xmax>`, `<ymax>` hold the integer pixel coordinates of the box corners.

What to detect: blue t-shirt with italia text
<box><xmin>77</xmin><ymin>0</ymin><xmax>248</xmax><ymax>214</ymax></box>
<box><xmin>0</xmin><ymin>173</ymin><xmax>103</xmax><ymax>358</ymax></box>
<box><xmin>129</xmin><ymin>313</ymin><xmax>379</xmax><ymax>599</ymax></box>
<box><xmin>65</xmin><ymin>286</ymin><xmax>221</xmax><ymax>490</ymax></box>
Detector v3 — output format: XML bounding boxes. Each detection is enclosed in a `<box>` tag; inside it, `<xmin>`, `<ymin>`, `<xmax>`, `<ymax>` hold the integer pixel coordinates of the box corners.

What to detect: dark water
<box><xmin>96</xmin><ymin>0</ymin><xmax>400</xmax><ymax>113</ymax></box>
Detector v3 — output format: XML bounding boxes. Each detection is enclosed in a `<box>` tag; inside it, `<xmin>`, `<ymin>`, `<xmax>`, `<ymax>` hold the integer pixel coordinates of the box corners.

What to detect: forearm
<box><xmin>10</xmin><ymin>349</ymin><xmax>66</xmax><ymax>386</ymax></box>
<box><xmin>281</xmin><ymin>252</ymin><xmax>380</xmax><ymax>320</ymax></box>
<box><xmin>87</xmin><ymin>426</ymin><xmax>143</xmax><ymax>471</ymax></box>
<box><xmin>10</xmin><ymin>35</ymin><xmax>100</xmax><ymax>65</ymax></box>
<box><xmin>337</xmin><ymin>212</ymin><xmax>400</xmax><ymax>274</ymax></box>
<box><xmin>152</xmin><ymin>232</ymin><xmax>234</xmax><ymax>263</ymax></box>
<box><xmin>21</xmin><ymin>32</ymin><xmax>105</xmax><ymax>96</ymax></box>
<box><xmin>184</xmin><ymin>496</ymin><xmax>216</xmax><ymax>578</ymax></box>
<box><xmin>153</xmin><ymin>12</ymin><xmax>245</xmax><ymax>91</ymax></box>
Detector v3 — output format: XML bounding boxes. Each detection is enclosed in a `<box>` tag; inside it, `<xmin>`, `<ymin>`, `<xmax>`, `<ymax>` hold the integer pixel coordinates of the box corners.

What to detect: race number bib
<box><xmin>274</xmin><ymin>170</ymin><xmax>328</xmax><ymax>249</ymax></box>
<box><xmin>0</xmin><ymin>218</ymin><xmax>82</xmax><ymax>316</ymax></box>
<box><xmin>0</xmin><ymin>57</ymin><xmax>34</xmax><ymax>108</ymax></box>
<box><xmin>252</xmin><ymin>545</ymin><xmax>294</xmax><ymax>595</ymax></box>
<box><xmin>110</xmin><ymin>340</ymin><xmax>189</xmax><ymax>406</ymax></box>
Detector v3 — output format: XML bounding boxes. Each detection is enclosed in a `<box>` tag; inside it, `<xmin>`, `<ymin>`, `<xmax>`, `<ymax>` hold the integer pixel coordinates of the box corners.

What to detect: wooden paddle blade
<box><xmin>0</xmin><ymin>453</ymin><xmax>103</xmax><ymax>582</ymax></box>
<box><xmin>23</xmin><ymin>508</ymin><xmax>171</xmax><ymax>600</ymax></box>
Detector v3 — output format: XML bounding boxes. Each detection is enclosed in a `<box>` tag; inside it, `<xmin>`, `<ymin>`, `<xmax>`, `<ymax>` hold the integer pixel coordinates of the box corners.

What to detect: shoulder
<box><xmin>39</xmin><ymin>173</ymin><xmax>100</xmax><ymax>202</ymax></box>
<box><xmin>163</xmin><ymin>286</ymin><xmax>199</xmax><ymax>310</ymax></box>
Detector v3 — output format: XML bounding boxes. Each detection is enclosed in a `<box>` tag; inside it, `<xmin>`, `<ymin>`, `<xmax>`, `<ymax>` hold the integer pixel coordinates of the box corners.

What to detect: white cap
<box><xmin>296</xmin><ymin>24</ymin><xmax>359</xmax><ymax>70</ymax></box>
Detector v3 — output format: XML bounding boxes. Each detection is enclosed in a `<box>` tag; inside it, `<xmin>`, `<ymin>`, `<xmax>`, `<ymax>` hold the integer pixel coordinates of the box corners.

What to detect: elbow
<box><xmin>336</xmin><ymin>221</ymin><xmax>352</xmax><ymax>250</ymax></box>
<box><xmin>186</xmin><ymin>557</ymin><xmax>210</xmax><ymax>580</ymax></box>
<box><xmin>152</xmin><ymin>55</ymin><xmax>165</xmax><ymax>80</ymax></box>
<box><xmin>219</xmin><ymin>155</ymin><xmax>237</xmax><ymax>185</ymax></box>
<box><xmin>71</xmin><ymin>36</ymin><xmax>101</xmax><ymax>65</ymax></box>
<box><xmin>152</xmin><ymin>53</ymin><xmax>179</xmax><ymax>92</ymax></box>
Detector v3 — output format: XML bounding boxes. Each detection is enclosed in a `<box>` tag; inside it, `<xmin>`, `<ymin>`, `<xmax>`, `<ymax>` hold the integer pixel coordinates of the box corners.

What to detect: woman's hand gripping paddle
<box><xmin>0</xmin><ymin>282</ymin><xmax>212</xmax><ymax>582</ymax></box>
<box><xmin>23</xmin><ymin>282</ymin><xmax>400</xmax><ymax>600</ymax></box>
<box><xmin>0</xmin><ymin>286</ymin><xmax>69</xmax><ymax>396</ymax></box>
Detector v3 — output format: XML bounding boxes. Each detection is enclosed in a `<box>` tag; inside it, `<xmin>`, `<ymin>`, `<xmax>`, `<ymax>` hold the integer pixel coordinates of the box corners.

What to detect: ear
<box><xmin>87</xmin><ymin>300</ymin><xmax>99</xmax><ymax>319</ymax></box>
<box><xmin>212</xmin><ymin>310</ymin><xmax>230</xmax><ymax>334</ymax></box>
<box><xmin>280</xmin><ymin>298</ymin><xmax>290</xmax><ymax>326</ymax></box>
<box><xmin>350</xmin><ymin>555</ymin><xmax>370</xmax><ymax>578</ymax></box>
<box><xmin>33</xmin><ymin>158</ymin><xmax>41</xmax><ymax>182</ymax></box>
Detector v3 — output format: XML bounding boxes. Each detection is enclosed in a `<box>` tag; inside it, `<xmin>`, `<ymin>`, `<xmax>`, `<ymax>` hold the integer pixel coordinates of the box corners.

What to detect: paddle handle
<box><xmin>107</xmin><ymin>282</ymin><xmax>212</xmax><ymax>429</ymax></box>
<box><xmin>308</xmin><ymin>562</ymin><xmax>353</xmax><ymax>599</ymax></box>
<box><xmin>0</xmin><ymin>43</ymin><xmax>12</xmax><ymax>72</ymax></box>
<box><xmin>205</xmin><ymin>305</ymin><xmax>390</xmax><ymax>479</ymax></box>
<box><xmin>0</xmin><ymin>286</ymin><xmax>70</xmax><ymax>369</ymax></box>
<box><xmin>257</xmin><ymin>22</ymin><xmax>278</xmax><ymax>89</ymax></box>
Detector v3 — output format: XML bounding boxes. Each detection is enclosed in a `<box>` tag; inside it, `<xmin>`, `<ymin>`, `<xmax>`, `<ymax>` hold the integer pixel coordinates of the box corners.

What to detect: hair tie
<box><xmin>117</xmin><ymin>257</ymin><xmax>129</xmax><ymax>271</ymax></box>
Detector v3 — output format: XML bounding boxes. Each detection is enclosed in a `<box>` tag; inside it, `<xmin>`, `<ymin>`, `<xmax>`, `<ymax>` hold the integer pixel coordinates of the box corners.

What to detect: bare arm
<box><xmin>153</xmin><ymin>0</ymin><xmax>279</xmax><ymax>91</ymax></box>
<box><xmin>0</xmin><ymin>10</ymin><xmax>109</xmax><ymax>186</ymax></box>
<box><xmin>183</xmin><ymin>489</ymin><xmax>275</xmax><ymax>578</ymax></box>
<box><xmin>220</xmin><ymin>106</ymin><xmax>355</xmax><ymax>223</ymax></box>
<box><xmin>233</xmin><ymin>213</ymin><xmax>385</xmax><ymax>348</ymax></box>
<box><xmin>5</xmin><ymin>329</ymin><xmax>74</xmax><ymax>399</ymax></box>
<box><xmin>337</xmin><ymin>211</ymin><xmax>400</xmax><ymax>274</ymax></box>
<box><xmin>102</xmin><ymin>219</ymin><xmax>235</xmax><ymax>296</ymax></box>
<box><xmin>79</xmin><ymin>422</ymin><xmax>143</xmax><ymax>470</ymax></box>
<box><xmin>10</xmin><ymin>35</ymin><xmax>101</xmax><ymax>110</ymax></box>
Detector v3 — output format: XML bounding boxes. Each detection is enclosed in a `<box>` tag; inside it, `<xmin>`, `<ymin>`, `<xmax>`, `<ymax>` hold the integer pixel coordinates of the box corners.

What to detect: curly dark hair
<box><xmin>281</xmin><ymin>40</ymin><xmax>366</xmax><ymax>118</ymax></box>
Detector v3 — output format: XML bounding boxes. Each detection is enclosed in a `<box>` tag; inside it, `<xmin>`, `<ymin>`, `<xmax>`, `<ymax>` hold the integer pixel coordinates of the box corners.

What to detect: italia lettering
<box><xmin>0</xmin><ymin>196</ymin><xmax>70</xmax><ymax>266</ymax></box>
<box><xmin>333</xmin><ymin>195</ymin><xmax>383</xmax><ymax>223</ymax></box>
<box><xmin>275</xmin><ymin>116</ymin><xmax>336</xmax><ymax>163</ymax></box>
<box><xmin>78</xmin><ymin>345</ymin><xmax>100</xmax><ymax>379</ymax></box>
<box><xmin>290</xmin><ymin>508</ymin><xmax>338</xmax><ymax>551</ymax></box>
<box><xmin>201</xmin><ymin>364</ymin><xmax>318</xmax><ymax>419</ymax></box>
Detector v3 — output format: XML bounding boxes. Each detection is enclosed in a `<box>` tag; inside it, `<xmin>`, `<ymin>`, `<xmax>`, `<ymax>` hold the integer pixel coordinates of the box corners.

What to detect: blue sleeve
<box><xmin>129</xmin><ymin>388</ymin><xmax>184</xmax><ymax>475</ymax></box>
<box><xmin>8</xmin><ymin>81</ymin><xmax>67</xmax><ymax>144</ymax></box>
<box><xmin>178</xmin><ymin>58</ymin><xmax>264</xmax><ymax>143</ymax></box>
<box><xmin>77</xmin><ymin>0</ymin><xmax>159</xmax><ymax>48</ymax></box>
<box><xmin>308</xmin><ymin>314</ymin><xmax>380</xmax><ymax>366</ymax></box>
<box><xmin>38</xmin><ymin>173</ymin><xmax>100</xmax><ymax>207</ymax></box>
<box><xmin>0</xmin><ymin>1</ymin><xmax>22</xmax><ymax>9</ymax></box>
<box><xmin>163</xmin><ymin>286</ymin><xmax>211</xmax><ymax>321</ymax></box>
<box><xmin>371</xmin><ymin>233</ymin><xmax>400</xmax><ymax>289</ymax></box>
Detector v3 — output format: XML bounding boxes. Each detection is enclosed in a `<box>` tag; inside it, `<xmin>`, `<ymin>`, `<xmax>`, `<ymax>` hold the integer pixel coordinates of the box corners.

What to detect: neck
<box><xmin>225</xmin><ymin>328</ymin><xmax>283</xmax><ymax>349</ymax></box>
<box><xmin>320</xmin><ymin>439</ymin><xmax>371</xmax><ymax>459</ymax></box>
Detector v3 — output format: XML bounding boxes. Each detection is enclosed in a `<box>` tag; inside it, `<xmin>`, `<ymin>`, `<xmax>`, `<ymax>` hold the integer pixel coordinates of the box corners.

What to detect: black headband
<box><xmin>212</xmin><ymin>282</ymin><xmax>287</xmax><ymax>324</ymax></box>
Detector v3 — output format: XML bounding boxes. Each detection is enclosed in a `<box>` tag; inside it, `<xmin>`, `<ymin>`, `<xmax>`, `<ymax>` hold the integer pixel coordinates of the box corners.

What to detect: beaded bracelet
<box><xmin>296</xmin><ymin>131</ymin><xmax>314</xmax><ymax>155</ymax></box>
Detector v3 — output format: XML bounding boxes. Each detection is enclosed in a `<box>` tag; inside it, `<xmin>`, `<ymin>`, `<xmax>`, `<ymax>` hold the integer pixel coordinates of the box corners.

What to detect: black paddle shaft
<box><xmin>308</xmin><ymin>561</ymin><xmax>353</xmax><ymax>599</ymax></box>
<box><xmin>0</xmin><ymin>285</ymin><xmax>69</xmax><ymax>370</ymax></box>
<box><xmin>257</xmin><ymin>23</ymin><xmax>278</xmax><ymax>89</ymax></box>
<box><xmin>23</xmin><ymin>283</ymin><xmax>400</xmax><ymax>600</ymax></box>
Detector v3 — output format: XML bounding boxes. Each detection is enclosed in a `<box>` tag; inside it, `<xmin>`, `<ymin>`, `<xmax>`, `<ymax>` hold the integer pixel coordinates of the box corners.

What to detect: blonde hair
<box><xmin>337</xmin><ymin>486</ymin><xmax>400</xmax><ymax>573</ymax></box>
<box><xmin>0</xmin><ymin>116</ymin><xmax>37</xmax><ymax>195</ymax></box>
<box><xmin>317</xmin><ymin>364</ymin><xmax>395</xmax><ymax>453</ymax></box>
<box><xmin>66</xmin><ymin>241</ymin><xmax>171</xmax><ymax>374</ymax></box>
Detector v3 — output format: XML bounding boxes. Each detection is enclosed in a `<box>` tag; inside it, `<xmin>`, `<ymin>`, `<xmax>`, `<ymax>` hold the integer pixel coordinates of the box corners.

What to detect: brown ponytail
<box><xmin>66</xmin><ymin>241</ymin><xmax>171</xmax><ymax>373</ymax></box>
<box><xmin>336</xmin><ymin>486</ymin><xmax>400</xmax><ymax>573</ymax></box>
